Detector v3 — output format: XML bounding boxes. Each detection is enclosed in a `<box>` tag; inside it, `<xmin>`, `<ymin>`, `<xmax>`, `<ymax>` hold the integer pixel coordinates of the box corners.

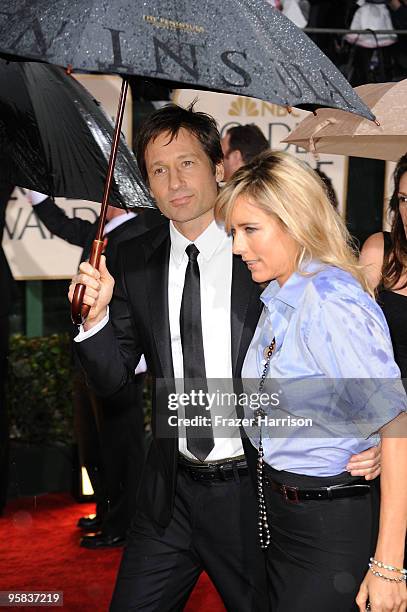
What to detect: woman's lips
<box><xmin>244</xmin><ymin>260</ymin><xmax>258</xmax><ymax>269</ymax></box>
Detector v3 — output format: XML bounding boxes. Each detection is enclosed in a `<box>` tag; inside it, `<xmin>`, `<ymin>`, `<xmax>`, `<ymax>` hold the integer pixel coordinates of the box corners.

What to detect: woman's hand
<box><xmin>346</xmin><ymin>443</ymin><xmax>381</xmax><ymax>480</ymax></box>
<box><xmin>356</xmin><ymin>569</ymin><xmax>406</xmax><ymax>611</ymax></box>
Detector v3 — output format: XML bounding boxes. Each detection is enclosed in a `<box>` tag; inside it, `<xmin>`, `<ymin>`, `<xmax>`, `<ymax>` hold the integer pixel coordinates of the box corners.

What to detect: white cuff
<box><xmin>74</xmin><ymin>308</ymin><xmax>109</xmax><ymax>342</ymax></box>
<box><xmin>30</xmin><ymin>191</ymin><xmax>49</xmax><ymax>205</ymax></box>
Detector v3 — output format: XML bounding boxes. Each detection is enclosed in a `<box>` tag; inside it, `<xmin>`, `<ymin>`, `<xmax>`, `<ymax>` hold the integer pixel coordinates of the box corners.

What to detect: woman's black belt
<box><xmin>265</xmin><ymin>476</ymin><xmax>371</xmax><ymax>503</ymax></box>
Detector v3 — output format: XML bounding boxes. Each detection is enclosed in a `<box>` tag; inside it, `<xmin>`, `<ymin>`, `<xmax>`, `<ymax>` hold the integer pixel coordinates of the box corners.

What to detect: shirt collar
<box><xmin>261</xmin><ymin>260</ymin><xmax>325</xmax><ymax>309</ymax></box>
<box><xmin>169</xmin><ymin>219</ymin><xmax>229</xmax><ymax>265</ymax></box>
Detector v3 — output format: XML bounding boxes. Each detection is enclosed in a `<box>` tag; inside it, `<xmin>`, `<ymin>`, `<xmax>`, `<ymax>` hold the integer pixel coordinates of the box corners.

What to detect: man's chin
<box><xmin>171</xmin><ymin>206</ymin><xmax>214</xmax><ymax>224</ymax></box>
<box><xmin>170</xmin><ymin>210</ymin><xmax>198</xmax><ymax>223</ymax></box>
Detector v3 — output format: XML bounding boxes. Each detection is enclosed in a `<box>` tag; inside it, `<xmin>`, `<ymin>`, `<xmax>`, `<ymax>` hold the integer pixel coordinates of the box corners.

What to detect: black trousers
<box><xmin>73</xmin><ymin>370</ymin><xmax>105</xmax><ymax>515</ymax></box>
<box><xmin>264</xmin><ymin>466</ymin><xmax>379</xmax><ymax>612</ymax></box>
<box><xmin>110</xmin><ymin>467</ymin><xmax>269</xmax><ymax>612</ymax></box>
<box><xmin>98</xmin><ymin>376</ymin><xmax>145</xmax><ymax>538</ymax></box>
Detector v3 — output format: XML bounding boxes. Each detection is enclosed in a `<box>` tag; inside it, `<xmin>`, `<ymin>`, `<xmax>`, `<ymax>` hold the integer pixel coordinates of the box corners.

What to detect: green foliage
<box><xmin>6</xmin><ymin>334</ymin><xmax>74</xmax><ymax>444</ymax></box>
<box><xmin>6</xmin><ymin>333</ymin><xmax>153</xmax><ymax>444</ymax></box>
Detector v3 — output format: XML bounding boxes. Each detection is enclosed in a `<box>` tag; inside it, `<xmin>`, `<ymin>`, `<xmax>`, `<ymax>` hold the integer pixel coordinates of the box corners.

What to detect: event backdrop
<box><xmin>3</xmin><ymin>75</ymin><xmax>133</xmax><ymax>280</ymax></box>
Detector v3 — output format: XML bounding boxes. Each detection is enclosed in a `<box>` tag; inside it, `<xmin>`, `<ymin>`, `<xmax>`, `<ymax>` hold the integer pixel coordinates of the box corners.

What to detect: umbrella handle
<box><xmin>71</xmin><ymin>239</ymin><xmax>105</xmax><ymax>325</ymax></box>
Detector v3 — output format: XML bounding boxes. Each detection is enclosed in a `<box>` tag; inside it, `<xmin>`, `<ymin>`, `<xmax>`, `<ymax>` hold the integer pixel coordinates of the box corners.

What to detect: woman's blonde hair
<box><xmin>215</xmin><ymin>150</ymin><xmax>372</xmax><ymax>294</ymax></box>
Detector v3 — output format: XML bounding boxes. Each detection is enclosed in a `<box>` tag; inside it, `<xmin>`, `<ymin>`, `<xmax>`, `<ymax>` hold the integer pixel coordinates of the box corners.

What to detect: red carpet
<box><xmin>0</xmin><ymin>494</ymin><xmax>226</xmax><ymax>611</ymax></box>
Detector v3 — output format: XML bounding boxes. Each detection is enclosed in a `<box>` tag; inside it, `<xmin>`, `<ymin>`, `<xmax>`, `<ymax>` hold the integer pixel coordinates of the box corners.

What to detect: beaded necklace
<box><xmin>256</xmin><ymin>337</ymin><xmax>276</xmax><ymax>550</ymax></box>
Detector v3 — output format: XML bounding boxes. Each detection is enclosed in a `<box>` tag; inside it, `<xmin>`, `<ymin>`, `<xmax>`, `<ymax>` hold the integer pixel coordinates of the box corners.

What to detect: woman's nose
<box><xmin>232</xmin><ymin>231</ymin><xmax>246</xmax><ymax>256</ymax></box>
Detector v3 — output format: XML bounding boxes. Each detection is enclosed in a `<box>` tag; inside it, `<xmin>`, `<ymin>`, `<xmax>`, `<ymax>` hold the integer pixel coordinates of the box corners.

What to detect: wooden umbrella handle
<box><xmin>71</xmin><ymin>239</ymin><xmax>105</xmax><ymax>325</ymax></box>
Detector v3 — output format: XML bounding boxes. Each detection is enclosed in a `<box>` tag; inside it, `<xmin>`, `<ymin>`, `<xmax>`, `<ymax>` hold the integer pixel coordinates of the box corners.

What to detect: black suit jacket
<box><xmin>0</xmin><ymin>185</ymin><xmax>16</xmax><ymax>317</ymax></box>
<box><xmin>76</xmin><ymin>223</ymin><xmax>263</xmax><ymax>527</ymax></box>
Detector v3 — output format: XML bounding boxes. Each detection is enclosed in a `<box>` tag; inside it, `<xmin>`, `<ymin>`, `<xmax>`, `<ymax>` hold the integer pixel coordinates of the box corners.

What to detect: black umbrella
<box><xmin>0</xmin><ymin>59</ymin><xmax>154</xmax><ymax>210</ymax></box>
<box><xmin>0</xmin><ymin>0</ymin><xmax>373</xmax><ymax>118</ymax></box>
<box><xmin>0</xmin><ymin>0</ymin><xmax>375</xmax><ymax>323</ymax></box>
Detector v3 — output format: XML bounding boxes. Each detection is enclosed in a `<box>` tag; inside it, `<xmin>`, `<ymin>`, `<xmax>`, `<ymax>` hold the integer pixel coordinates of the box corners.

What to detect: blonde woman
<box><xmin>215</xmin><ymin>150</ymin><xmax>407</xmax><ymax>612</ymax></box>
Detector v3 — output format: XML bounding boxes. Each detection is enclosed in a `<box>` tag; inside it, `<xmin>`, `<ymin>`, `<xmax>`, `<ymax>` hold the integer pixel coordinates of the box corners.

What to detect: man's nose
<box><xmin>169</xmin><ymin>167</ymin><xmax>183</xmax><ymax>191</ymax></box>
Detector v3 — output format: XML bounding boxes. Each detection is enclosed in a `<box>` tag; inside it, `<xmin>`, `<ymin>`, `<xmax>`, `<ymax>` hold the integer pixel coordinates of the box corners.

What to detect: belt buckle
<box><xmin>188</xmin><ymin>466</ymin><xmax>200</xmax><ymax>481</ymax></box>
<box><xmin>282</xmin><ymin>484</ymin><xmax>299</xmax><ymax>503</ymax></box>
<box><xmin>217</xmin><ymin>463</ymin><xmax>231</xmax><ymax>480</ymax></box>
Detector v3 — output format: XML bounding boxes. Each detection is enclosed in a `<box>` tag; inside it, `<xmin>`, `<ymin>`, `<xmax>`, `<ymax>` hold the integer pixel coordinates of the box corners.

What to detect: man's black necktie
<box><xmin>180</xmin><ymin>244</ymin><xmax>215</xmax><ymax>461</ymax></box>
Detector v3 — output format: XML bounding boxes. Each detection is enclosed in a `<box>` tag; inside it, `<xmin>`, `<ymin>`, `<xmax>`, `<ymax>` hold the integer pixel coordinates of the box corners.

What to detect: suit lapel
<box><xmin>231</xmin><ymin>255</ymin><xmax>263</xmax><ymax>378</ymax></box>
<box><xmin>144</xmin><ymin>226</ymin><xmax>175</xmax><ymax>381</ymax></box>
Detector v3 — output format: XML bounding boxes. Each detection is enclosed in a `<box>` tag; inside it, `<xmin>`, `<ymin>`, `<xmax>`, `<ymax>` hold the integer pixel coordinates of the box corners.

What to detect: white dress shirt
<box><xmin>169</xmin><ymin>220</ymin><xmax>243</xmax><ymax>461</ymax></box>
<box><xmin>76</xmin><ymin>219</ymin><xmax>244</xmax><ymax>460</ymax></box>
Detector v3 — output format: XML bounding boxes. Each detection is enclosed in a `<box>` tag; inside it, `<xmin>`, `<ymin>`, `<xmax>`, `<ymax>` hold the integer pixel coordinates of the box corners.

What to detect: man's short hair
<box><xmin>135</xmin><ymin>103</ymin><xmax>223</xmax><ymax>183</ymax></box>
<box><xmin>226</xmin><ymin>124</ymin><xmax>269</xmax><ymax>164</ymax></box>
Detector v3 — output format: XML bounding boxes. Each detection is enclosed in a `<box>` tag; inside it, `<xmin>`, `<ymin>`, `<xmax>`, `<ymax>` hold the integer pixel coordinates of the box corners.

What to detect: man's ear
<box><xmin>232</xmin><ymin>149</ymin><xmax>244</xmax><ymax>168</ymax></box>
<box><xmin>215</xmin><ymin>161</ymin><xmax>224</xmax><ymax>183</ymax></box>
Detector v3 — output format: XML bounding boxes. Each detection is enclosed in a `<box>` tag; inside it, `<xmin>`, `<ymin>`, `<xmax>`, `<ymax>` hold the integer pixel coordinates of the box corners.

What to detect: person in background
<box><xmin>216</xmin><ymin>150</ymin><xmax>407</xmax><ymax>611</ymax></box>
<box><xmin>267</xmin><ymin>0</ymin><xmax>310</xmax><ymax>27</ymax></box>
<box><xmin>387</xmin><ymin>0</ymin><xmax>407</xmax><ymax>79</ymax></box>
<box><xmin>31</xmin><ymin>191</ymin><xmax>165</xmax><ymax>547</ymax></box>
<box><xmin>0</xmin><ymin>183</ymin><xmax>16</xmax><ymax>515</ymax></box>
<box><xmin>360</xmin><ymin>153</ymin><xmax>407</xmax><ymax>569</ymax></box>
<box><xmin>221</xmin><ymin>124</ymin><xmax>269</xmax><ymax>181</ymax></box>
<box><xmin>360</xmin><ymin>153</ymin><xmax>407</xmax><ymax>384</ymax></box>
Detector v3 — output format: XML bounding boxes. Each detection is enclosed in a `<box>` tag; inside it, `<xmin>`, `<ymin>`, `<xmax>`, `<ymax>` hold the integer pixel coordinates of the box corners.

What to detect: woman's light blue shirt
<box><xmin>242</xmin><ymin>261</ymin><xmax>407</xmax><ymax>476</ymax></box>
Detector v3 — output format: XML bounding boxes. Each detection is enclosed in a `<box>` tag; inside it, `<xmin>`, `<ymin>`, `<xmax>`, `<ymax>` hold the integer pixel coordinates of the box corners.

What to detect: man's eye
<box><xmin>153</xmin><ymin>167</ymin><xmax>165</xmax><ymax>176</ymax></box>
<box><xmin>182</xmin><ymin>160</ymin><xmax>193</xmax><ymax>167</ymax></box>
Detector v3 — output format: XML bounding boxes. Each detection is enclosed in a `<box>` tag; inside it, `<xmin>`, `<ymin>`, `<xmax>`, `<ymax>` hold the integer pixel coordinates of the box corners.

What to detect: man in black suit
<box><xmin>221</xmin><ymin>123</ymin><xmax>269</xmax><ymax>181</ymax></box>
<box><xmin>69</xmin><ymin>105</ymin><xmax>380</xmax><ymax>610</ymax></box>
<box><xmin>0</xmin><ymin>183</ymin><xmax>15</xmax><ymax>514</ymax></box>
<box><xmin>32</xmin><ymin>194</ymin><xmax>165</xmax><ymax>546</ymax></box>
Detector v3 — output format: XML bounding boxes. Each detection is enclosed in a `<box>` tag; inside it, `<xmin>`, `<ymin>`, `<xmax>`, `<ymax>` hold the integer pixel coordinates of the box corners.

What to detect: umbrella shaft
<box><xmin>72</xmin><ymin>79</ymin><xmax>129</xmax><ymax>325</ymax></box>
<box><xmin>95</xmin><ymin>78</ymin><xmax>129</xmax><ymax>242</ymax></box>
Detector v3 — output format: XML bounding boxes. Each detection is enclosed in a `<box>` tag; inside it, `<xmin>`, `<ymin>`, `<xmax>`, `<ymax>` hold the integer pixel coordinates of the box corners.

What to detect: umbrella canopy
<box><xmin>0</xmin><ymin>0</ymin><xmax>373</xmax><ymax>120</ymax></box>
<box><xmin>0</xmin><ymin>59</ymin><xmax>154</xmax><ymax>208</ymax></box>
<box><xmin>282</xmin><ymin>81</ymin><xmax>407</xmax><ymax>162</ymax></box>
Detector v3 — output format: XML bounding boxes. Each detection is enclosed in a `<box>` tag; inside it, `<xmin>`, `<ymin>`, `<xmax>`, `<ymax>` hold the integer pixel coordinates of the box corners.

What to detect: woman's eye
<box><xmin>153</xmin><ymin>167</ymin><xmax>165</xmax><ymax>176</ymax></box>
<box><xmin>245</xmin><ymin>226</ymin><xmax>257</xmax><ymax>234</ymax></box>
<box><xmin>182</xmin><ymin>160</ymin><xmax>193</xmax><ymax>167</ymax></box>
<box><xmin>398</xmin><ymin>195</ymin><xmax>407</xmax><ymax>204</ymax></box>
